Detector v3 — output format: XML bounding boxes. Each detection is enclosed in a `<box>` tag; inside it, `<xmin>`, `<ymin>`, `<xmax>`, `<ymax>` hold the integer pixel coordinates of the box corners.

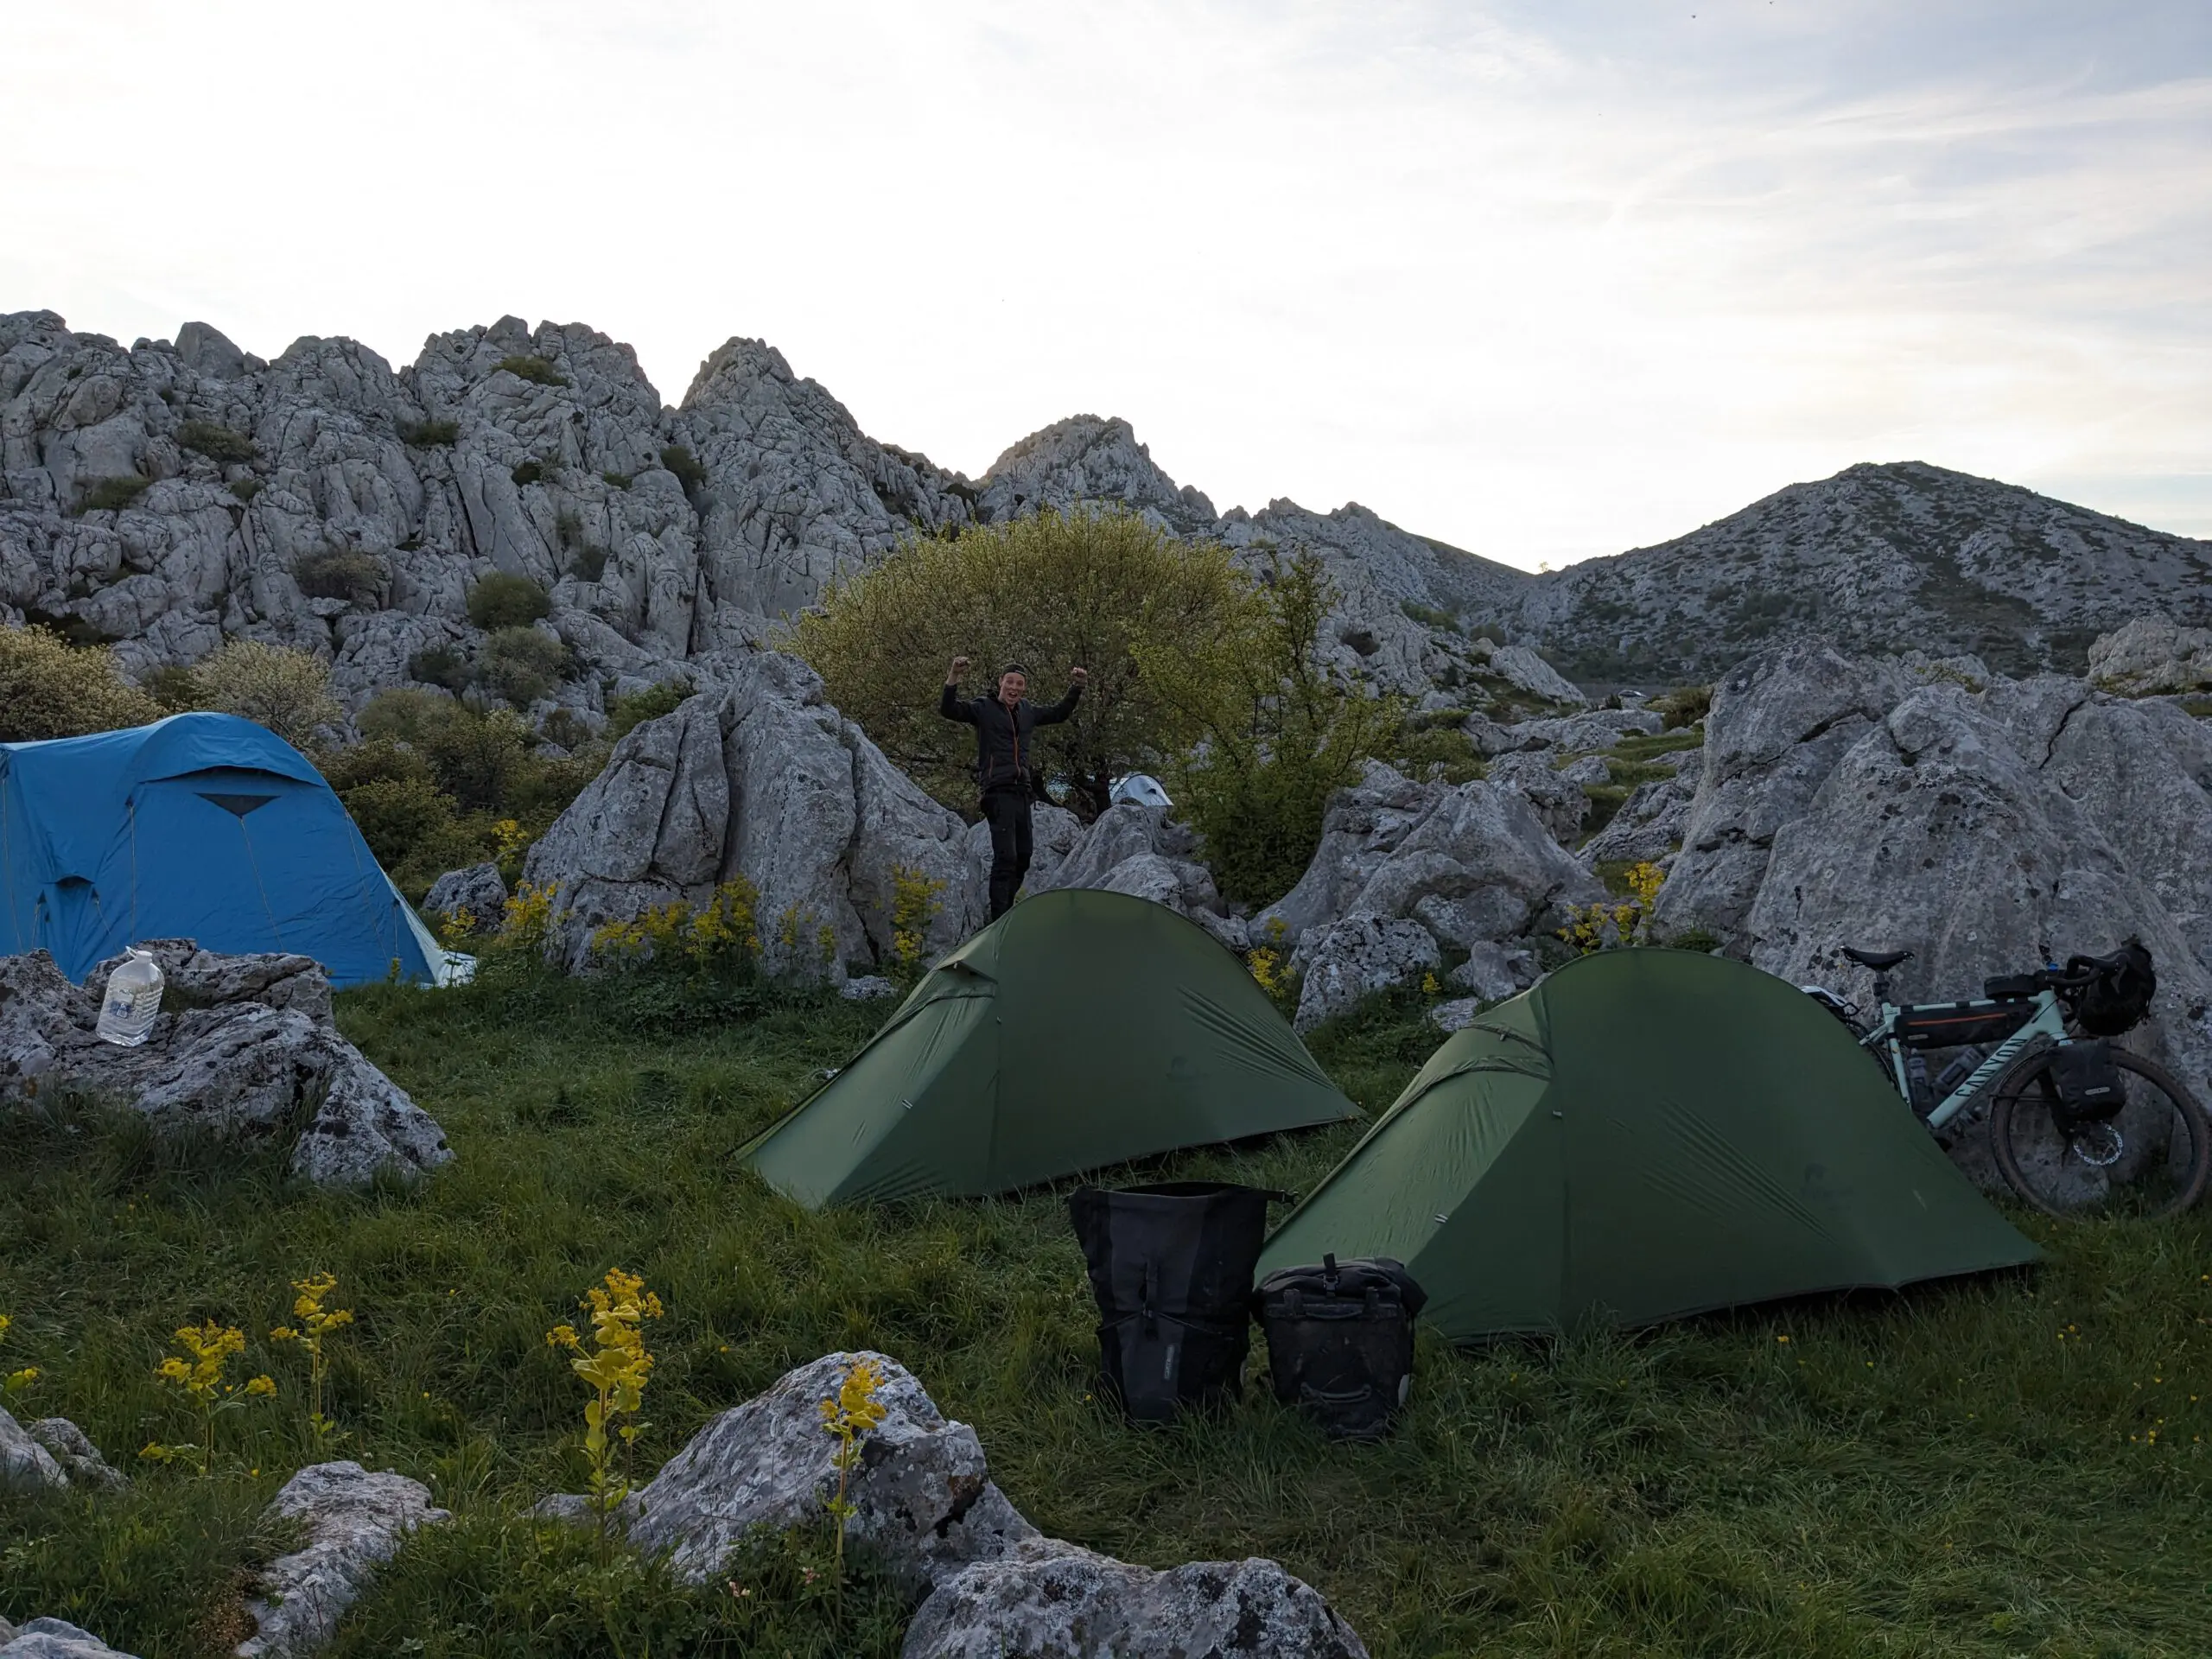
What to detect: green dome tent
<box><xmin>741</xmin><ymin>888</ymin><xmax>1360</xmax><ymax>1207</ymax></box>
<box><xmin>1258</xmin><ymin>948</ymin><xmax>2037</xmax><ymax>1340</ymax></box>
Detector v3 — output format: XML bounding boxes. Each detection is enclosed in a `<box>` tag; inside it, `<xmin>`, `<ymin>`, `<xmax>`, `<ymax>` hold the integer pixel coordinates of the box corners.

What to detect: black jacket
<box><xmin>939</xmin><ymin>682</ymin><xmax>1082</xmax><ymax>793</ymax></box>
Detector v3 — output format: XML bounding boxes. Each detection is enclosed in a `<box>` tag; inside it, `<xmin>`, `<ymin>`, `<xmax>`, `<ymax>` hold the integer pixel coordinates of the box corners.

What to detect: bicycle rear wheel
<box><xmin>1990</xmin><ymin>1048</ymin><xmax>2212</xmax><ymax>1219</ymax></box>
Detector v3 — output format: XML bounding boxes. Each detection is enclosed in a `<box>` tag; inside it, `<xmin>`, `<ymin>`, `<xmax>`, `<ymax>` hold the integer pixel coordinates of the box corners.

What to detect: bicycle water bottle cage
<box><xmin>1843</xmin><ymin>947</ymin><xmax>1912</xmax><ymax>972</ymax></box>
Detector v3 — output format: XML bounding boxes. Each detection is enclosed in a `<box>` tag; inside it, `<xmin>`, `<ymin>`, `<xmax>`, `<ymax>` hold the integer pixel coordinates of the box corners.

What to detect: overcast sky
<box><xmin>8</xmin><ymin>1</ymin><xmax>2207</xmax><ymax>568</ymax></box>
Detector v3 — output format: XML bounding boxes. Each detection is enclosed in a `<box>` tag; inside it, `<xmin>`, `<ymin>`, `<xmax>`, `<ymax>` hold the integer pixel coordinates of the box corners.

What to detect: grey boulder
<box><xmin>902</xmin><ymin>1542</ymin><xmax>1370</xmax><ymax>1659</ymax></box>
<box><xmin>1483</xmin><ymin>749</ymin><xmax>1589</xmax><ymax>843</ymax></box>
<box><xmin>27</xmin><ymin>1418</ymin><xmax>125</xmax><ymax>1491</ymax></box>
<box><xmin>423</xmin><ymin>864</ymin><xmax>507</xmax><ymax>933</ymax></box>
<box><xmin>2087</xmin><ymin>614</ymin><xmax>2212</xmax><ymax>696</ymax></box>
<box><xmin>1030</xmin><ymin>803</ymin><xmax>1246</xmax><ymax>944</ymax></box>
<box><xmin>1579</xmin><ymin>769</ymin><xmax>1700</xmax><ymax>868</ymax></box>
<box><xmin>524</xmin><ymin>652</ymin><xmax>982</xmax><ymax>976</ymax></box>
<box><xmin>238</xmin><ymin>1461</ymin><xmax>450</xmax><ymax>1658</ymax></box>
<box><xmin>1292</xmin><ymin>917</ymin><xmax>1442</xmax><ymax>1033</ymax></box>
<box><xmin>0</xmin><ymin>1406</ymin><xmax>67</xmax><ymax>1495</ymax></box>
<box><xmin>0</xmin><ymin>1621</ymin><xmax>141</xmax><ymax>1658</ymax></box>
<box><xmin>1484</xmin><ymin>644</ymin><xmax>1587</xmax><ymax>707</ymax></box>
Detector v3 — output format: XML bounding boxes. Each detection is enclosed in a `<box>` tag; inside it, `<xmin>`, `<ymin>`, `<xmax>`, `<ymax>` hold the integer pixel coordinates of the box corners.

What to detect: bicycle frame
<box><xmin>1863</xmin><ymin>989</ymin><xmax>2069</xmax><ymax>1134</ymax></box>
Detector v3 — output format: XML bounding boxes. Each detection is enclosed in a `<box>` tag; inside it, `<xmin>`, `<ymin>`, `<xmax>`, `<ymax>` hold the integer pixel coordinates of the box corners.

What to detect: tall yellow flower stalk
<box><xmin>270</xmin><ymin>1272</ymin><xmax>354</xmax><ymax>1439</ymax></box>
<box><xmin>144</xmin><ymin>1321</ymin><xmax>276</xmax><ymax>1476</ymax></box>
<box><xmin>547</xmin><ymin>1268</ymin><xmax>664</xmax><ymax>1539</ymax></box>
<box><xmin>0</xmin><ymin>1313</ymin><xmax>36</xmax><ymax>1401</ymax></box>
<box><xmin>817</xmin><ymin>1357</ymin><xmax>888</xmax><ymax>1580</ymax></box>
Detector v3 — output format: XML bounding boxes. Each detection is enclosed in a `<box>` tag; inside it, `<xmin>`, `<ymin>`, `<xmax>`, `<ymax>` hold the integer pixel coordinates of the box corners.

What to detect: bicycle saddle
<box><xmin>1842</xmin><ymin>946</ymin><xmax>1912</xmax><ymax>971</ymax></box>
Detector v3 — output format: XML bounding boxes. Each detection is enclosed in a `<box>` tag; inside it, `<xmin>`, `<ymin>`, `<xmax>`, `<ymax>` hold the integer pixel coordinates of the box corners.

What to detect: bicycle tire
<box><xmin>1990</xmin><ymin>1046</ymin><xmax>2212</xmax><ymax>1219</ymax></box>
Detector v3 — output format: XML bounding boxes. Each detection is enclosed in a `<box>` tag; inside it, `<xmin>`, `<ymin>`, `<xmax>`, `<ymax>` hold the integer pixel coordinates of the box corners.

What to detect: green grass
<box><xmin>3</xmin><ymin>970</ymin><xmax>2209</xmax><ymax>1656</ymax></box>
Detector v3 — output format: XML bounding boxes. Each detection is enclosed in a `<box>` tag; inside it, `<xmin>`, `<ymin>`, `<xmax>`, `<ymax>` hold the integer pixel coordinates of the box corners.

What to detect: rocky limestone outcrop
<box><xmin>423</xmin><ymin>863</ymin><xmax>506</xmax><ymax>933</ymax></box>
<box><xmin>521</xmin><ymin>652</ymin><xmax>982</xmax><ymax>976</ymax></box>
<box><xmin>237</xmin><ymin>1461</ymin><xmax>450</xmax><ymax>1659</ymax></box>
<box><xmin>1252</xmin><ymin>761</ymin><xmax>1599</xmax><ymax>1030</ymax></box>
<box><xmin>24</xmin><ymin>1418</ymin><xmax>125</xmax><ymax>1491</ymax></box>
<box><xmin>0</xmin><ymin>944</ymin><xmax>449</xmax><ymax>1187</ymax></box>
<box><xmin>1483</xmin><ymin>749</ymin><xmax>1592</xmax><ymax>843</ymax></box>
<box><xmin>1484</xmin><ymin>644</ymin><xmax>1587</xmax><ymax>707</ymax></box>
<box><xmin>904</xmin><ymin>1544</ymin><xmax>1371</xmax><ymax>1659</ymax></box>
<box><xmin>1030</xmin><ymin>803</ymin><xmax>1249</xmax><ymax>950</ymax></box>
<box><xmin>0</xmin><ymin>1405</ymin><xmax>67</xmax><ymax>1495</ymax></box>
<box><xmin>1465</xmin><ymin>707</ymin><xmax>1662</xmax><ymax>757</ymax></box>
<box><xmin>0</xmin><ymin>1622</ymin><xmax>140</xmax><ymax>1658</ymax></box>
<box><xmin>2088</xmin><ymin>614</ymin><xmax>2212</xmax><ymax>696</ymax></box>
<box><xmin>1656</xmin><ymin>642</ymin><xmax>2212</xmax><ymax>1122</ymax></box>
<box><xmin>963</xmin><ymin>804</ymin><xmax>1084</xmax><ymax>903</ymax></box>
<box><xmin>1578</xmin><ymin>764</ymin><xmax>1702</xmax><ymax>868</ymax></box>
<box><xmin>535</xmin><ymin>1351</ymin><xmax>1366</xmax><ymax>1657</ymax></box>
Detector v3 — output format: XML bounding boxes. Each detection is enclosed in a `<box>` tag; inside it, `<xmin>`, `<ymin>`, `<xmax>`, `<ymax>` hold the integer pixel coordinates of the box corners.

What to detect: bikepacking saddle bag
<box><xmin>1255</xmin><ymin>1254</ymin><xmax>1428</xmax><ymax>1442</ymax></box>
<box><xmin>1067</xmin><ymin>1181</ymin><xmax>1276</xmax><ymax>1425</ymax></box>
<box><xmin>2050</xmin><ymin>1039</ymin><xmax>2126</xmax><ymax>1128</ymax></box>
<box><xmin>2067</xmin><ymin>938</ymin><xmax>2158</xmax><ymax>1038</ymax></box>
<box><xmin>1894</xmin><ymin>1001</ymin><xmax>2036</xmax><ymax>1050</ymax></box>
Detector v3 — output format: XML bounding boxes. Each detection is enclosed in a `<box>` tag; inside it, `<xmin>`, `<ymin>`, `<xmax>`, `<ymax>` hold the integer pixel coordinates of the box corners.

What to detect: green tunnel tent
<box><xmin>740</xmin><ymin>888</ymin><xmax>1361</xmax><ymax>1207</ymax></box>
<box><xmin>1257</xmin><ymin>948</ymin><xmax>2038</xmax><ymax>1340</ymax></box>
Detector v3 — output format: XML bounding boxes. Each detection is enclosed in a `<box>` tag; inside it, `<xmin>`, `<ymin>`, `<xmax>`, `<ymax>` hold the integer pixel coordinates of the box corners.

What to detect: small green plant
<box><xmin>607</xmin><ymin>678</ymin><xmax>692</xmax><ymax>743</ymax></box>
<box><xmin>569</xmin><ymin>543</ymin><xmax>608</xmax><ymax>583</ymax></box>
<box><xmin>592</xmin><ymin>880</ymin><xmax>761</xmax><ymax>973</ymax></box>
<box><xmin>659</xmin><ymin>444</ymin><xmax>708</xmax><ymax>493</ymax></box>
<box><xmin>177</xmin><ymin>420</ymin><xmax>256</xmax><ymax>464</ymax></box>
<box><xmin>546</xmin><ymin>1268</ymin><xmax>664</xmax><ymax>1543</ymax></box>
<box><xmin>496</xmin><ymin>354</ymin><xmax>568</xmax><ymax>388</ymax></box>
<box><xmin>476</xmin><ymin>626</ymin><xmax>571</xmax><ymax>706</ymax></box>
<box><xmin>817</xmin><ymin>1356</ymin><xmax>887</xmax><ymax>1580</ymax></box>
<box><xmin>1648</xmin><ymin>684</ymin><xmax>1713</xmax><ymax>730</ymax></box>
<box><xmin>77</xmin><ymin>475</ymin><xmax>151</xmax><ymax>514</ymax></box>
<box><xmin>887</xmin><ymin>867</ymin><xmax>944</xmax><ymax>979</ymax></box>
<box><xmin>229</xmin><ymin>477</ymin><xmax>264</xmax><ymax>502</ymax></box>
<box><xmin>292</xmin><ymin>549</ymin><xmax>388</xmax><ymax>604</ymax></box>
<box><xmin>1558</xmin><ymin>859</ymin><xmax>1667</xmax><ymax>954</ymax></box>
<box><xmin>601</xmin><ymin>471</ymin><xmax>632</xmax><ymax>490</ymax></box>
<box><xmin>499</xmin><ymin>880</ymin><xmax>566</xmax><ymax>956</ymax></box>
<box><xmin>408</xmin><ymin>643</ymin><xmax>472</xmax><ymax>692</ymax></box>
<box><xmin>1400</xmin><ymin>599</ymin><xmax>1459</xmax><ymax>632</ymax></box>
<box><xmin>143</xmin><ymin>1321</ymin><xmax>276</xmax><ymax>1477</ymax></box>
<box><xmin>270</xmin><ymin>1271</ymin><xmax>353</xmax><ymax>1440</ymax></box>
<box><xmin>398</xmin><ymin>417</ymin><xmax>461</xmax><ymax>447</ymax></box>
<box><xmin>467</xmin><ymin>572</ymin><xmax>552</xmax><ymax>631</ymax></box>
<box><xmin>512</xmin><ymin>459</ymin><xmax>545</xmax><ymax>486</ymax></box>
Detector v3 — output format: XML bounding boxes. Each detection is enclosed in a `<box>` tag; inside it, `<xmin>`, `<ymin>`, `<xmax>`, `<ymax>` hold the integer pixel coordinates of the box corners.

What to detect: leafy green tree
<box><xmin>788</xmin><ymin>509</ymin><xmax>1251</xmax><ymax>817</ymax></box>
<box><xmin>467</xmin><ymin>573</ymin><xmax>551</xmax><ymax>631</ymax></box>
<box><xmin>1140</xmin><ymin>551</ymin><xmax>1403</xmax><ymax>907</ymax></box>
<box><xmin>0</xmin><ymin>625</ymin><xmax>162</xmax><ymax>741</ymax></box>
<box><xmin>184</xmin><ymin>638</ymin><xmax>342</xmax><ymax>749</ymax></box>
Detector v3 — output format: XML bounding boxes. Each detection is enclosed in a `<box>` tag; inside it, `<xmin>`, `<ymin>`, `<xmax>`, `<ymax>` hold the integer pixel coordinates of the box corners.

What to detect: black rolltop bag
<box><xmin>1255</xmin><ymin>1253</ymin><xmax>1427</xmax><ymax>1440</ymax></box>
<box><xmin>1067</xmin><ymin>1181</ymin><xmax>1274</xmax><ymax>1424</ymax></box>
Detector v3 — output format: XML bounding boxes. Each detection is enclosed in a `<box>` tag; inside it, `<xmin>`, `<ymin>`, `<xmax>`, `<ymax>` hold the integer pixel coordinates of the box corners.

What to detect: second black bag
<box><xmin>1255</xmin><ymin>1254</ymin><xmax>1427</xmax><ymax>1441</ymax></box>
<box><xmin>1068</xmin><ymin>1182</ymin><xmax>1274</xmax><ymax>1425</ymax></box>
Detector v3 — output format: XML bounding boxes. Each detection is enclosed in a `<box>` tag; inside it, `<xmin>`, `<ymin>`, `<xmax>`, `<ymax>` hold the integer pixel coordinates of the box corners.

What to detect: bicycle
<box><xmin>1803</xmin><ymin>945</ymin><xmax>2211</xmax><ymax>1220</ymax></box>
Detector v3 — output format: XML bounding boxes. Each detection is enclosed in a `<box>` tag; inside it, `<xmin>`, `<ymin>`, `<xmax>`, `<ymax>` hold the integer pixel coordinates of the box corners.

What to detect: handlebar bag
<box><xmin>2067</xmin><ymin>938</ymin><xmax>2157</xmax><ymax>1037</ymax></box>
<box><xmin>2050</xmin><ymin>1039</ymin><xmax>2126</xmax><ymax>1127</ymax></box>
<box><xmin>1255</xmin><ymin>1254</ymin><xmax>1427</xmax><ymax>1441</ymax></box>
<box><xmin>1895</xmin><ymin>1001</ymin><xmax>2036</xmax><ymax>1050</ymax></box>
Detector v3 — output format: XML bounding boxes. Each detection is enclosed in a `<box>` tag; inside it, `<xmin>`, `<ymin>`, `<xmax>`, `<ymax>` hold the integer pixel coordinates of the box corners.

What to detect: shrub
<box><xmin>407</xmin><ymin>645</ymin><xmax>471</xmax><ymax>693</ymax></box>
<box><xmin>601</xmin><ymin>471</ymin><xmax>632</xmax><ymax>490</ymax></box>
<box><xmin>181</xmin><ymin>639</ymin><xmax>342</xmax><ymax>748</ymax></box>
<box><xmin>475</xmin><ymin>626</ymin><xmax>572</xmax><ymax>707</ymax></box>
<box><xmin>228</xmin><ymin>478</ymin><xmax>264</xmax><ymax>503</ymax></box>
<box><xmin>77</xmin><ymin>475</ymin><xmax>151</xmax><ymax>514</ymax></box>
<box><xmin>1400</xmin><ymin>599</ymin><xmax>1459</xmax><ymax>632</ymax></box>
<box><xmin>568</xmin><ymin>544</ymin><xmax>608</xmax><ymax>583</ymax></box>
<box><xmin>293</xmin><ymin>550</ymin><xmax>388</xmax><ymax>605</ymax></box>
<box><xmin>605</xmin><ymin>678</ymin><xmax>693</xmax><ymax>744</ymax></box>
<box><xmin>397</xmin><ymin>417</ymin><xmax>460</xmax><ymax>447</ymax></box>
<box><xmin>1648</xmin><ymin>683</ymin><xmax>1713</xmax><ymax>730</ymax></box>
<box><xmin>511</xmin><ymin>460</ymin><xmax>544</xmax><ymax>486</ymax></box>
<box><xmin>0</xmin><ymin>625</ymin><xmax>162</xmax><ymax>741</ymax></box>
<box><xmin>176</xmin><ymin>420</ymin><xmax>256</xmax><ymax>464</ymax></box>
<box><xmin>1145</xmin><ymin>553</ymin><xmax>1403</xmax><ymax>906</ymax></box>
<box><xmin>467</xmin><ymin>573</ymin><xmax>552</xmax><ymax>631</ymax></box>
<box><xmin>658</xmin><ymin>444</ymin><xmax>707</xmax><ymax>493</ymax></box>
<box><xmin>495</xmin><ymin>354</ymin><xmax>568</xmax><ymax>387</ymax></box>
<box><xmin>341</xmin><ymin>773</ymin><xmax>467</xmax><ymax>874</ymax></box>
<box><xmin>790</xmin><ymin>508</ymin><xmax>1253</xmax><ymax>817</ymax></box>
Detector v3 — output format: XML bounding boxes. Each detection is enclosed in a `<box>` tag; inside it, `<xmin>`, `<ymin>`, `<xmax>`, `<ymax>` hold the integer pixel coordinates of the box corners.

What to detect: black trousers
<box><xmin>982</xmin><ymin>785</ymin><xmax>1033</xmax><ymax>919</ymax></box>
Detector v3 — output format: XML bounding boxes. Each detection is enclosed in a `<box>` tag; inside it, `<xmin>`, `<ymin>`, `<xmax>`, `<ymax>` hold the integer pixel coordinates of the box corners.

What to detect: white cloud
<box><xmin>4</xmin><ymin>0</ymin><xmax>2206</xmax><ymax>563</ymax></box>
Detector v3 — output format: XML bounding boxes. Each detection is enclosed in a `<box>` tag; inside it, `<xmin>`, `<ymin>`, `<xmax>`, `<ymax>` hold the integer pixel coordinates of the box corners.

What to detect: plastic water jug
<box><xmin>96</xmin><ymin>949</ymin><xmax>163</xmax><ymax>1047</ymax></box>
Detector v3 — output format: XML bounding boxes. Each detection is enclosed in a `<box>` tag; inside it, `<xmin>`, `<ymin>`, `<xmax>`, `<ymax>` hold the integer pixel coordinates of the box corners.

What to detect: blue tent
<box><xmin>0</xmin><ymin>713</ymin><xmax>448</xmax><ymax>988</ymax></box>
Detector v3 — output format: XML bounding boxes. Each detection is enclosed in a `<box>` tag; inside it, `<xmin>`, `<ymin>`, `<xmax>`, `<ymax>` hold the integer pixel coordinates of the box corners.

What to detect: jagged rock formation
<box><xmin>1526</xmin><ymin>462</ymin><xmax>2212</xmax><ymax>683</ymax></box>
<box><xmin>534</xmin><ymin>1350</ymin><xmax>1368</xmax><ymax>1658</ymax></box>
<box><xmin>1654</xmin><ymin>642</ymin><xmax>2212</xmax><ymax>1109</ymax></box>
<box><xmin>0</xmin><ymin>1621</ymin><xmax>139</xmax><ymax>1658</ymax></box>
<box><xmin>0</xmin><ymin>943</ymin><xmax>450</xmax><ymax>1186</ymax></box>
<box><xmin>2088</xmin><ymin>614</ymin><xmax>2212</xmax><ymax>696</ymax></box>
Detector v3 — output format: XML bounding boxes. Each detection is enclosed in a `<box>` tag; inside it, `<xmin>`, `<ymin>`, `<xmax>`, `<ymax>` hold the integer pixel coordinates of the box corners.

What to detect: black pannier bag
<box><xmin>1894</xmin><ymin>1001</ymin><xmax>2036</xmax><ymax>1050</ymax></box>
<box><xmin>2067</xmin><ymin>938</ymin><xmax>2157</xmax><ymax>1037</ymax></box>
<box><xmin>1255</xmin><ymin>1254</ymin><xmax>1427</xmax><ymax>1441</ymax></box>
<box><xmin>2050</xmin><ymin>1039</ymin><xmax>2126</xmax><ymax>1128</ymax></box>
<box><xmin>1067</xmin><ymin>1182</ymin><xmax>1274</xmax><ymax>1425</ymax></box>
<box><xmin>1982</xmin><ymin>973</ymin><xmax>2042</xmax><ymax>1001</ymax></box>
